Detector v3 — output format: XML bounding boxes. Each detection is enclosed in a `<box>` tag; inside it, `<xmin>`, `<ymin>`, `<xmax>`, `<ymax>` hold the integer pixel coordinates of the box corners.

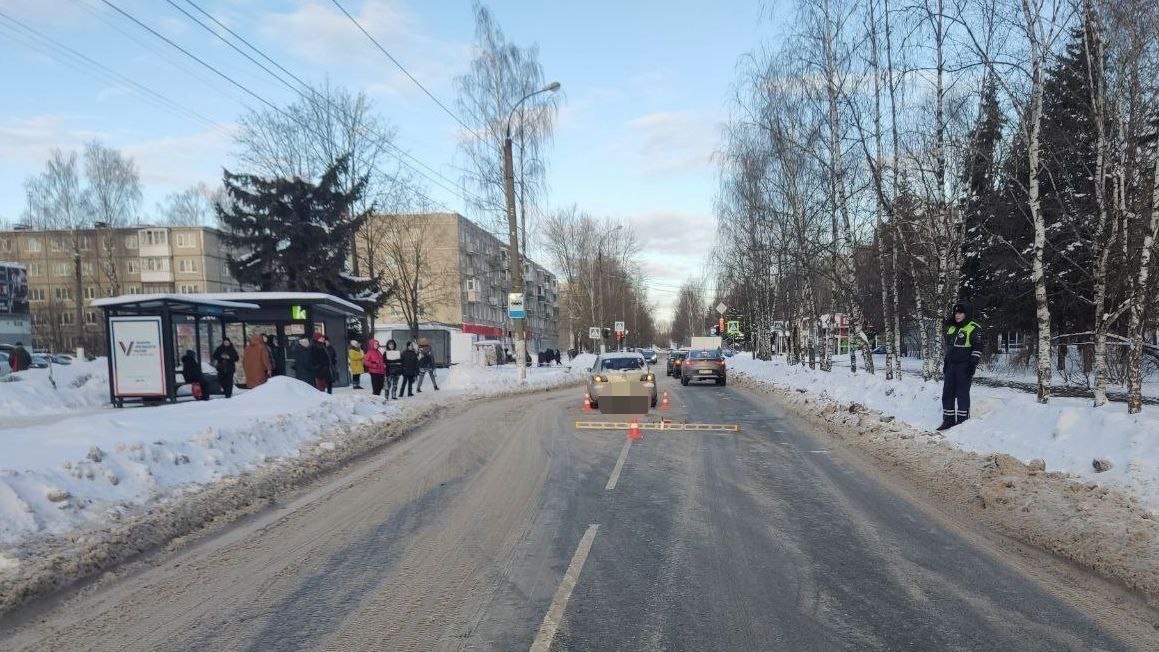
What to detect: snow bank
<box><xmin>0</xmin><ymin>362</ymin><xmax>583</xmax><ymax>604</ymax></box>
<box><xmin>0</xmin><ymin>359</ymin><xmax>110</xmax><ymax>417</ymax></box>
<box><xmin>728</xmin><ymin>356</ymin><xmax>1159</xmax><ymax>510</ymax></box>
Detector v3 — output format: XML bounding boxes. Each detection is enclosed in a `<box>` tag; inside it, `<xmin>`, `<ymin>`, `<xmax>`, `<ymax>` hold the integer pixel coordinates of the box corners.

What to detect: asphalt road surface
<box><xmin>1</xmin><ymin>373</ymin><xmax>1148</xmax><ymax>651</ymax></box>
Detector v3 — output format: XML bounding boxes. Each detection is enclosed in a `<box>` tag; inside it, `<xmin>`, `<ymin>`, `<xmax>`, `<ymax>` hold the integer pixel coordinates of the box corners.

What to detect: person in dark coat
<box><xmin>181</xmin><ymin>349</ymin><xmax>209</xmax><ymax>401</ymax></box>
<box><xmin>323</xmin><ymin>336</ymin><xmax>338</xmax><ymax>394</ymax></box>
<box><xmin>308</xmin><ymin>333</ymin><xmax>332</xmax><ymax>392</ymax></box>
<box><xmin>383</xmin><ymin>339</ymin><xmax>403</xmax><ymax>399</ymax></box>
<box><xmin>939</xmin><ymin>301</ymin><xmax>984</xmax><ymax>430</ymax></box>
<box><xmin>212</xmin><ymin>338</ymin><xmax>239</xmax><ymax>398</ymax></box>
<box><xmin>416</xmin><ymin>345</ymin><xmax>438</xmax><ymax>392</ymax></box>
<box><xmin>8</xmin><ymin>341</ymin><xmax>32</xmax><ymax>372</ymax></box>
<box><xmin>554</xmin><ymin>348</ymin><xmax>562</xmax><ymax>366</ymax></box>
<box><xmin>293</xmin><ymin>337</ymin><xmax>314</xmax><ymax>385</ymax></box>
<box><xmin>264</xmin><ymin>334</ymin><xmax>285</xmax><ymax>376</ymax></box>
<box><xmin>400</xmin><ymin>341</ymin><xmax>420</xmax><ymax>397</ymax></box>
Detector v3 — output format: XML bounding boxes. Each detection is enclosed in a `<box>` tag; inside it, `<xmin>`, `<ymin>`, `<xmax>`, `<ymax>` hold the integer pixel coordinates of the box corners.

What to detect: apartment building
<box><xmin>0</xmin><ymin>225</ymin><xmax>240</xmax><ymax>352</ymax></box>
<box><xmin>361</xmin><ymin>212</ymin><xmax>560</xmax><ymax>352</ymax></box>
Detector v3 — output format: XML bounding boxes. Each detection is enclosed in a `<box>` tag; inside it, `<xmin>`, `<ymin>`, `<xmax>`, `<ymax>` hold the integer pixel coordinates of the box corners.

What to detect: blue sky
<box><xmin>0</xmin><ymin>0</ymin><xmax>768</xmax><ymax>321</ymax></box>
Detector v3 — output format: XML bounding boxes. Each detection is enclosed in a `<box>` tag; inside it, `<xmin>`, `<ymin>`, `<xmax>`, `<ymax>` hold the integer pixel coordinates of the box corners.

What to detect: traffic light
<box><xmin>718</xmin><ymin>317</ymin><xmax>726</xmax><ymax>334</ymax></box>
<box><xmin>602</xmin><ymin>327</ymin><xmax>611</xmax><ymax>339</ymax></box>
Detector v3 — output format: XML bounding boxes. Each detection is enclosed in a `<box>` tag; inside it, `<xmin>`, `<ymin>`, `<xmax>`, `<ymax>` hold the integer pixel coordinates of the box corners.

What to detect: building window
<box><xmin>141</xmin><ymin>229</ymin><xmax>168</xmax><ymax>246</ymax></box>
<box><xmin>84</xmin><ymin>286</ymin><xmax>99</xmax><ymax>299</ymax></box>
<box><xmin>127</xmin><ymin>285</ymin><xmax>142</xmax><ymax>294</ymax></box>
<box><xmin>178</xmin><ymin>258</ymin><xmax>198</xmax><ymax>273</ymax></box>
<box><xmin>54</xmin><ymin>287</ymin><xmax>72</xmax><ymax>301</ymax></box>
<box><xmin>25</xmin><ymin>237</ymin><xmax>41</xmax><ymax>252</ymax></box>
<box><xmin>81</xmin><ymin>261</ymin><xmax>94</xmax><ymax>275</ymax></box>
<box><xmin>50</xmin><ymin>237</ymin><xmax>67</xmax><ymax>252</ymax></box>
<box><xmin>124</xmin><ymin>234</ymin><xmax>138</xmax><ymax>249</ymax></box>
<box><xmin>79</xmin><ymin>235</ymin><xmax>92</xmax><ymax>250</ymax></box>
<box><xmin>27</xmin><ymin>262</ymin><xmax>42</xmax><ymax>277</ymax></box>
<box><xmin>175</xmin><ymin>232</ymin><xmax>196</xmax><ymax>248</ymax></box>
<box><xmin>0</xmin><ymin>238</ymin><xmax>9</xmax><ymax>252</ymax></box>
<box><xmin>53</xmin><ymin>262</ymin><xmax>71</xmax><ymax>277</ymax></box>
<box><xmin>143</xmin><ymin>257</ymin><xmax>170</xmax><ymax>272</ymax></box>
<box><xmin>126</xmin><ymin>259</ymin><xmax>139</xmax><ymax>274</ymax></box>
<box><xmin>28</xmin><ymin>288</ymin><xmax>45</xmax><ymax>302</ymax></box>
<box><xmin>85</xmin><ymin>311</ymin><xmax>98</xmax><ymax>324</ymax></box>
<box><xmin>59</xmin><ymin>312</ymin><xmax>75</xmax><ymax>325</ymax></box>
<box><xmin>179</xmin><ymin>284</ymin><xmax>200</xmax><ymax>293</ymax></box>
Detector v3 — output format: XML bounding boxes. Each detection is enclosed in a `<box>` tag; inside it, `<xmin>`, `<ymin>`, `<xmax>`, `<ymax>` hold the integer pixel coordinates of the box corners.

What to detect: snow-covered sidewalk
<box><xmin>728</xmin><ymin>355</ymin><xmax>1158</xmax><ymax>511</ymax></box>
<box><xmin>0</xmin><ymin>357</ymin><xmax>589</xmax><ymax>598</ymax></box>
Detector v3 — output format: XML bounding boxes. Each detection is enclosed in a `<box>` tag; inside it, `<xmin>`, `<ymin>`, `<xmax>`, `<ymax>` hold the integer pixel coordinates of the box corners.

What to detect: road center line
<box><xmin>605</xmin><ymin>439</ymin><xmax>632</xmax><ymax>491</ymax></box>
<box><xmin>530</xmin><ymin>524</ymin><xmax>600</xmax><ymax>652</ymax></box>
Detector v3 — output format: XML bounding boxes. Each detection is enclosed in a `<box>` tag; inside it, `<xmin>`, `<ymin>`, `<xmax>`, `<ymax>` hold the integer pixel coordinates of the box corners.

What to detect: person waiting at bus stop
<box><xmin>939</xmin><ymin>301</ymin><xmax>983</xmax><ymax>431</ymax></box>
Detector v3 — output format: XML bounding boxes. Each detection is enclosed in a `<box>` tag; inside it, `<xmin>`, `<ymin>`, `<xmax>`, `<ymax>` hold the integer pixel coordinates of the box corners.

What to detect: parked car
<box><xmin>29</xmin><ymin>353</ymin><xmax>51</xmax><ymax>369</ymax></box>
<box><xmin>50</xmin><ymin>354</ymin><xmax>73</xmax><ymax>365</ymax></box>
<box><xmin>666</xmin><ymin>350</ymin><xmax>688</xmax><ymax>377</ymax></box>
<box><xmin>586</xmin><ymin>352</ymin><xmax>657</xmax><ymax>410</ymax></box>
<box><xmin>0</xmin><ymin>351</ymin><xmax>9</xmax><ymax>376</ymax></box>
<box><xmin>681</xmin><ymin>348</ymin><xmax>727</xmax><ymax>386</ymax></box>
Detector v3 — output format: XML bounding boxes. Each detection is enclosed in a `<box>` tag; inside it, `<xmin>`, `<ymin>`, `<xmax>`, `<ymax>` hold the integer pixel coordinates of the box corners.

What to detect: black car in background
<box><xmin>666</xmin><ymin>350</ymin><xmax>688</xmax><ymax>377</ymax></box>
<box><xmin>640</xmin><ymin>348</ymin><xmax>658</xmax><ymax>364</ymax></box>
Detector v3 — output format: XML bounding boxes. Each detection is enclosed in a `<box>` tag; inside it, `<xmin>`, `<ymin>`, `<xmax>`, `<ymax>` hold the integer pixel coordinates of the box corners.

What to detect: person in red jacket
<box><xmin>363</xmin><ymin>338</ymin><xmax>386</xmax><ymax>396</ymax></box>
<box><xmin>8</xmin><ymin>342</ymin><xmax>32</xmax><ymax>372</ymax></box>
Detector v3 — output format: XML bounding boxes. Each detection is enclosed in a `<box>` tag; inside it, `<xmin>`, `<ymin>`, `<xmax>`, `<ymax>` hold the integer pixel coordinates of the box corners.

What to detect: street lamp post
<box><xmin>505</xmin><ymin>81</ymin><xmax>560</xmax><ymax>383</ymax></box>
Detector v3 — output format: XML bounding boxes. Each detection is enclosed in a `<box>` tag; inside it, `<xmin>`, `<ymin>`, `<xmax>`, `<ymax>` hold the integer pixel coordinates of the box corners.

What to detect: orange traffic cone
<box><xmin>583</xmin><ymin>392</ymin><xmax>592</xmax><ymax>412</ymax></box>
<box><xmin>660</xmin><ymin>390</ymin><xmax>670</xmax><ymax>411</ymax></box>
<box><xmin>628</xmin><ymin>418</ymin><xmax>642</xmax><ymax>441</ymax></box>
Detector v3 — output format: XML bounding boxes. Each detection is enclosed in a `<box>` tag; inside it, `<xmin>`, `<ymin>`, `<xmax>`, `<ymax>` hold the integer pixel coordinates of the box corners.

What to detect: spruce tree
<box><xmin>216</xmin><ymin>155</ymin><xmax>388</xmax><ymax>312</ymax></box>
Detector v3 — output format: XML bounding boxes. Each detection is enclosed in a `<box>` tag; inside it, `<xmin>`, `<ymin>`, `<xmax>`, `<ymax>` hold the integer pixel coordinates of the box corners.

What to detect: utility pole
<box><xmin>504</xmin><ymin>82</ymin><xmax>560</xmax><ymax>383</ymax></box>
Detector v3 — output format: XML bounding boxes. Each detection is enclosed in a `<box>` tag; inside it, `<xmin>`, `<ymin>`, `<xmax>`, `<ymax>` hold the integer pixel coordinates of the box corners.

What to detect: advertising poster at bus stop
<box><xmin>110</xmin><ymin>316</ymin><xmax>166</xmax><ymax>397</ymax></box>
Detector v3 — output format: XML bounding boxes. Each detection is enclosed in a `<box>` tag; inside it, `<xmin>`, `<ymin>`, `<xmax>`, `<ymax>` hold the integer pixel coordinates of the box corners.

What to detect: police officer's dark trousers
<box><xmin>941</xmin><ymin>362</ymin><xmax>972</xmax><ymax>423</ymax></box>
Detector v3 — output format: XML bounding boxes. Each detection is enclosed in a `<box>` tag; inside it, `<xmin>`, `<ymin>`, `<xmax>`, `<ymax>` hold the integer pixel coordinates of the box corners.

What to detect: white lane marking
<box><xmin>809</xmin><ymin>450</ymin><xmax>829</xmax><ymax>454</ymax></box>
<box><xmin>605</xmin><ymin>439</ymin><xmax>632</xmax><ymax>490</ymax></box>
<box><xmin>530</xmin><ymin>524</ymin><xmax>600</xmax><ymax>652</ymax></box>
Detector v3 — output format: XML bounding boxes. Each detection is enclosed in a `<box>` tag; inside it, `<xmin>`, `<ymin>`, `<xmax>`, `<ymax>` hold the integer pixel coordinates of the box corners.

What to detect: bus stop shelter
<box><xmin>93</xmin><ymin>292</ymin><xmax>365</xmax><ymax>406</ymax></box>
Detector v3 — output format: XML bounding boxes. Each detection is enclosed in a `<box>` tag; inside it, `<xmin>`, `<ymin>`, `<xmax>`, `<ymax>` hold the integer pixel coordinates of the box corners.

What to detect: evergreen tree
<box><xmin>960</xmin><ymin>75</ymin><xmax>1005</xmax><ymax>309</ymax></box>
<box><xmin>216</xmin><ymin>155</ymin><xmax>388</xmax><ymax>312</ymax></box>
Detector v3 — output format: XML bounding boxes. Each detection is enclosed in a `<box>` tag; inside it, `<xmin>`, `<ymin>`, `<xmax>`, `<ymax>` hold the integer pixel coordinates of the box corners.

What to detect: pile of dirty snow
<box><xmin>728</xmin><ymin>355</ymin><xmax>1159</xmax><ymax>510</ymax></box>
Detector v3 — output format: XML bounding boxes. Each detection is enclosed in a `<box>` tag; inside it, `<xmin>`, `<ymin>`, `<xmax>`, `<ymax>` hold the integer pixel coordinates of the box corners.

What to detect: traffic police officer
<box><xmin>939</xmin><ymin>301</ymin><xmax>982</xmax><ymax>430</ymax></box>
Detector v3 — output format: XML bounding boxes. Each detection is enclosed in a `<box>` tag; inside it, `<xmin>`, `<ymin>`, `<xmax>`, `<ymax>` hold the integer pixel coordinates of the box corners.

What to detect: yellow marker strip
<box><xmin>574</xmin><ymin>421</ymin><xmax>740</xmax><ymax>432</ymax></box>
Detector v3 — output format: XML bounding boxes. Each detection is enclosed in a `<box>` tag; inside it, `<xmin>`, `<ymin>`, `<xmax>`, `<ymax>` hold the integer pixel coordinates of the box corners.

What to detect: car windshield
<box><xmin>689</xmin><ymin>349</ymin><xmax>722</xmax><ymax>359</ymax></box>
<box><xmin>599</xmin><ymin>357</ymin><xmax>645</xmax><ymax>371</ymax></box>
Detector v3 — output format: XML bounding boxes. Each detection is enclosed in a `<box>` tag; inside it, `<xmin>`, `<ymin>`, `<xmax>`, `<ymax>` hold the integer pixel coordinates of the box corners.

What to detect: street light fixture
<box><xmin>504</xmin><ymin>81</ymin><xmax>560</xmax><ymax>383</ymax></box>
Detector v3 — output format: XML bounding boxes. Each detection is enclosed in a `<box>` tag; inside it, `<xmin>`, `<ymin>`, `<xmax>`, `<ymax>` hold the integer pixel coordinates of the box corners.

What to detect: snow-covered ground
<box><xmin>0</xmin><ymin>358</ymin><xmax>585</xmax><ymax>582</ymax></box>
<box><xmin>728</xmin><ymin>355</ymin><xmax>1159</xmax><ymax>510</ymax></box>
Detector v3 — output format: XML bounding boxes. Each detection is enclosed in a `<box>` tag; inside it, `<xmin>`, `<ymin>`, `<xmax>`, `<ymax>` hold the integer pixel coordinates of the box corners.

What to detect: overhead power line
<box><xmin>328</xmin><ymin>0</ymin><xmax>476</xmax><ymax>137</ymax></box>
<box><xmin>171</xmin><ymin>0</ymin><xmax>485</xmax><ymax>207</ymax></box>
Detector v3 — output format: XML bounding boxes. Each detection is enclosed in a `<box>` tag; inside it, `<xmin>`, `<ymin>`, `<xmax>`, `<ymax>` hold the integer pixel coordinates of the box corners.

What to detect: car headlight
<box><xmin>640</xmin><ymin>373</ymin><xmax>655</xmax><ymax>382</ymax></box>
<box><xmin>592</xmin><ymin>375</ymin><xmax>608</xmax><ymax>383</ymax></box>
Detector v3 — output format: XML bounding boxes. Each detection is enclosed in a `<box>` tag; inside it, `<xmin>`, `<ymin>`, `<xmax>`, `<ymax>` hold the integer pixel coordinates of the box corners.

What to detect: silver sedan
<box><xmin>586</xmin><ymin>352</ymin><xmax>658</xmax><ymax>412</ymax></box>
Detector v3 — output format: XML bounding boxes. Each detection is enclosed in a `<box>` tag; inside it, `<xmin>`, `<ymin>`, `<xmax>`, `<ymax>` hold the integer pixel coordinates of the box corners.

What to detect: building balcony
<box><xmin>140</xmin><ymin>270</ymin><xmax>174</xmax><ymax>283</ymax></box>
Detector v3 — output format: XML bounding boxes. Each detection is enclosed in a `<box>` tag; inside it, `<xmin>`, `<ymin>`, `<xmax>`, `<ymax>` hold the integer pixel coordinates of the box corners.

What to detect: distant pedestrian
<box><xmin>383</xmin><ymin>339</ymin><xmax>403</xmax><ymax>399</ymax></box>
<box><xmin>364</xmin><ymin>339</ymin><xmax>385</xmax><ymax>395</ymax></box>
<box><xmin>181</xmin><ymin>349</ymin><xmax>209</xmax><ymax>401</ymax></box>
<box><xmin>293</xmin><ymin>337</ymin><xmax>314</xmax><ymax>385</ymax></box>
<box><xmin>400</xmin><ymin>341</ymin><xmax>419</xmax><ymax>397</ymax></box>
<box><xmin>323</xmin><ymin>336</ymin><xmax>338</xmax><ymax>394</ymax></box>
<box><xmin>264</xmin><ymin>334</ymin><xmax>284</xmax><ymax>376</ymax></box>
<box><xmin>309</xmin><ymin>333</ymin><xmax>332</xmax><ymax>392</ymax></box>
<box><xmin>939</xmin><ymin>301</ymin><xmax>983</xmax><ymax>431</ymax></box>
<box><xmin>8</xmin><ymin>341</ymin><xmax>31</xmax><ymax>372</ymax></box>
<box><xmin>243</xmin><ymin>333</ymin><xmax>272</xmax><ymax>389</ymax></box>
<box><xmin>212</xmin><ymin>338</ymin><xmax>239</xmax><ymax>398</ymax></box>
<box><xmin>416</xmin><ymin>345</ymin><xmax>439</xmax><ymax>392</ymax></box>
<box><xmin>349</xmin><ymin>340</ymin><xmax>365</xmax><ymax>389</ymax></box>
<box><xmin>553</xmin><ymin>349</ymin><xmax>562</xmax><ymax>366</ymax></box>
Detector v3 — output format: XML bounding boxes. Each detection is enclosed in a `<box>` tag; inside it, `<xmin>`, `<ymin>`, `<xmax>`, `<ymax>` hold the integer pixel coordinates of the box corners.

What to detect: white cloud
<box><xmin>122</xmin><ymin>124</ymin><xmax>237</xmax><ymax>188</ymax></box>
<box><xmin>0</xmin><ymin>115</ymin><xmax>106</xmax><ymax>166</ymax></box>
<box><xmin>618</xmin><ymin>111</ymin><xmax>717</xmax><ymax>175</ymax></box>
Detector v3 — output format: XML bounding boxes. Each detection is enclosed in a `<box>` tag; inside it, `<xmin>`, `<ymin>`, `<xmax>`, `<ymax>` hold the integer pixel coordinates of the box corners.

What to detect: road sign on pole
<box><xmin>588</xmin><ymin>326</ymin><xmax>601</xmax><ymax>339</ymax></box>
<box><xmin>614</xmin><ymin>320</ymin><xmax>625</xmax><ymax>333</ymax></box>
<box><xmin>716</xmin><ymin>302</ymin><xmax>728</xmax><ymax>315</ymax></box>
<box><xmin>507</xmin><ymin>293</ymin><xmax>525</xmax><ymax>319</ymax></box>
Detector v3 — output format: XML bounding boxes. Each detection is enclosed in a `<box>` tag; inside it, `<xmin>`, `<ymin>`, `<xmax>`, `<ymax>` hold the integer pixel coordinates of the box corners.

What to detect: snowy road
<box><xmin>1</xmin><ymin>376</ymin><xmax>1153</xmax><ymax>650</ymax></box>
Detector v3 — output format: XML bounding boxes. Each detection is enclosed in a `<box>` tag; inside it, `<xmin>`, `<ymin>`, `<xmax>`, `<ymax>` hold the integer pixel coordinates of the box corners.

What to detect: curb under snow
<box><xmin>731</xmin><ymin>371</ymin><xmax>1159</xmax><ymax>605</ymax></box>
<box><xmin>0</xmin><ymin>376</ymin><xmax>584</xmax><ymax>618</ymax></box>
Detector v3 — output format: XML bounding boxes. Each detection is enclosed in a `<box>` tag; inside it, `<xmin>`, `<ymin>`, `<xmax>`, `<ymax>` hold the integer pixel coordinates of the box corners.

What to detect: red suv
<box><xmin>680</xmin><ymin>348</ymin><xmax>726</xmax><ymax>386</ymax></box>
